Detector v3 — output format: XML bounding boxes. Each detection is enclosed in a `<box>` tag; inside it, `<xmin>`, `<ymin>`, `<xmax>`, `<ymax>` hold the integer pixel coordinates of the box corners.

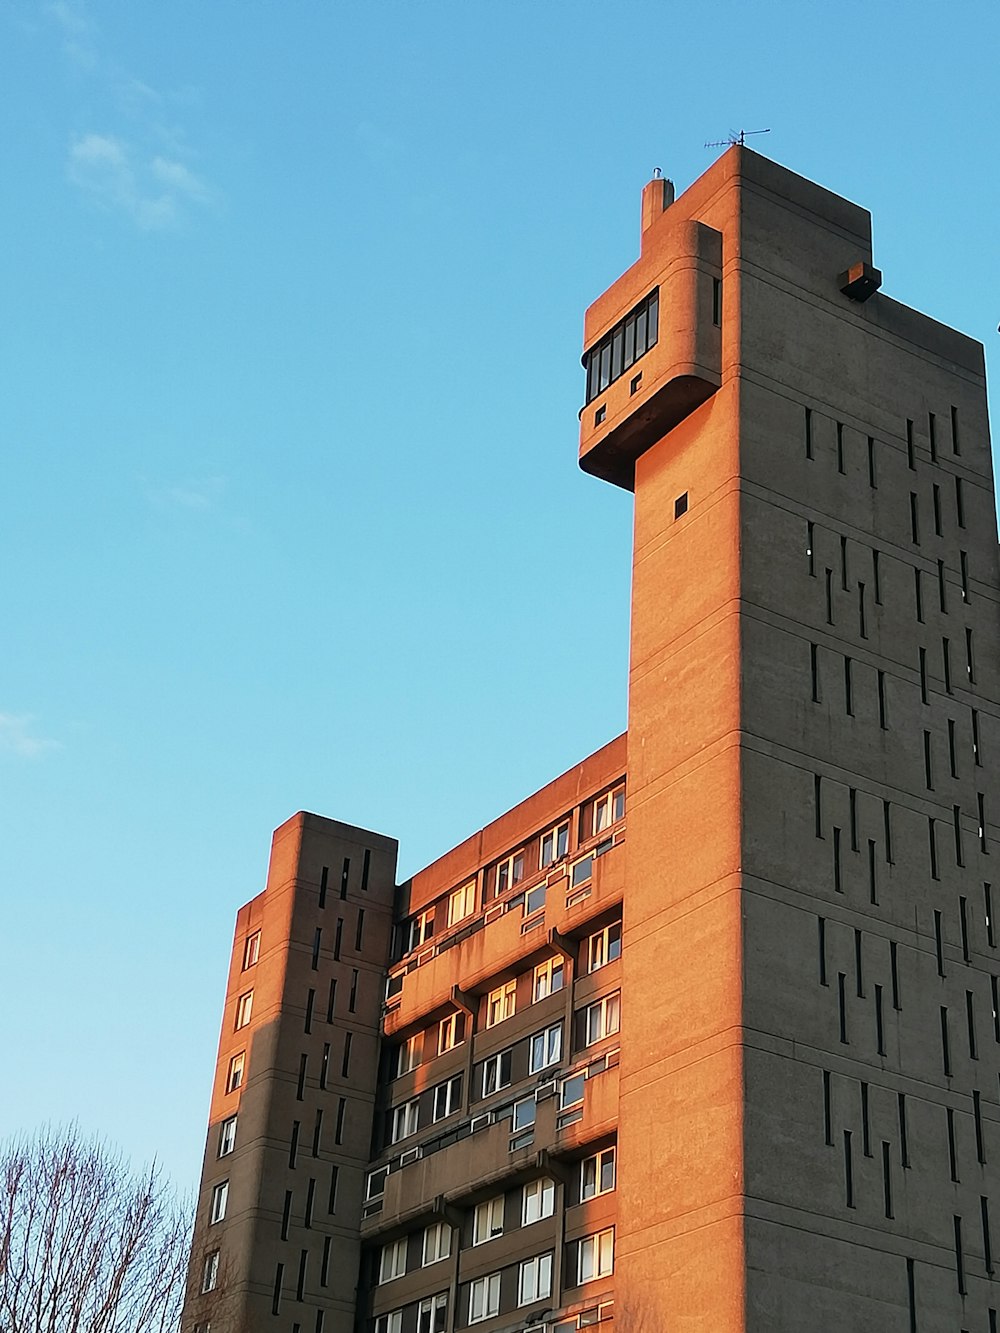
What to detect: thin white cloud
<box><xmin>143</xmin><ymin>475</ymin><xmax>228</xmax><ymax>512</ymax></box>
<box><xmin>46</xmin><ymin>0</ymin><xmax>97</xmax><ymax>68</ymax></box>
<box><xmin>68</xmin><ymin>132</ymin><xmax>213</xmax><ymax>230</ymax></box>
<box><xmin>0</xmin><ymin>714</ymin><xmax>60</xmax><ymax>760</ymax></box>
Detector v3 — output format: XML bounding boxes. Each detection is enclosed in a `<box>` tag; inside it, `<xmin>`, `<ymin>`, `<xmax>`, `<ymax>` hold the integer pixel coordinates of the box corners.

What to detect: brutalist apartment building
<box><xmin>181</xmin><ymin>147</ymin><xmax>998</xmax><ymax>1332</ymax></box>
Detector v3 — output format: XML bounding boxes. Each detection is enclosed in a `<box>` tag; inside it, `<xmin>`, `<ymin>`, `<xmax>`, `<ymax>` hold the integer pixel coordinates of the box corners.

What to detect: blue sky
<box><xmin>1</xmin><ymin>0</ymin><xmax>997</xmax><ymax>1194</ymax></box>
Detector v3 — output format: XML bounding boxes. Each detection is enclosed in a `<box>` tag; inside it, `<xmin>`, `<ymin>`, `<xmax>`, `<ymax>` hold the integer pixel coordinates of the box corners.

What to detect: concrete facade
<box><xmin>182</xmin><ymin>149</ymin><xmax>997</xmax><ymax>1332</ymax></box>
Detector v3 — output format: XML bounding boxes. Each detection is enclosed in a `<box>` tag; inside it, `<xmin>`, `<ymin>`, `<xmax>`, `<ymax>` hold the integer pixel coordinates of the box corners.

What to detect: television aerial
<box><xmin>704</xmin><ymin>128</ymin><xmax>771</xmax><ymax>149</ymax></box>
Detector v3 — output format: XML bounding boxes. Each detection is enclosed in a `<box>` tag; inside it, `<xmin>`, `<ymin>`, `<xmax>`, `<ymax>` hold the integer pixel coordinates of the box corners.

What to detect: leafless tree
<box><xmin>0</xmin><ymin>1124</ymin><xmax>190</xmax><ymax>1333</ymax></box>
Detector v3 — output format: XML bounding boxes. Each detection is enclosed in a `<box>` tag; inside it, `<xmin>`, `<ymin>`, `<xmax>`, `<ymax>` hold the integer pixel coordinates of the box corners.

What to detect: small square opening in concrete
<box><xmin>674</xmin><ymin>492</ymin><xmax>689</xmax><ymax>519</ymax></box>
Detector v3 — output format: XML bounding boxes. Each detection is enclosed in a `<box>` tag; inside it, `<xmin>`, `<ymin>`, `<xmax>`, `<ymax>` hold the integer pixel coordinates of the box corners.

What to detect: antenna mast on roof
<box><xmin>704</xmin><ymin>128</ymin><xmax>771</xmax><ymax>149</ymax></box>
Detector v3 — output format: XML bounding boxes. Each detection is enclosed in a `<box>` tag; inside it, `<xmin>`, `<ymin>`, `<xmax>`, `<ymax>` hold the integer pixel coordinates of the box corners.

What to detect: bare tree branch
<box><xmin>0</xmin><ymin>1124</ymin><xmax>190</xmax><ymax>1333</ymax></box>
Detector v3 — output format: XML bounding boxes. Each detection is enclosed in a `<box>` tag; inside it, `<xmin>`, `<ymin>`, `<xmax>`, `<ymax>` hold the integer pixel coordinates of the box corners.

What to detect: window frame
<box><xmin>540</xmin><ymin>820</ymin><xmax>570</xmax><ymax>868</ymax></box>
<box><xmin>522</xmin><ymin>1177</ymin><xmax>555</xmax><ymax>1225</ymax></box>
<box><xmin>533</xmin><ymin>955</ymin><xmax>564</xmax><ymax>1002</ymax></box>
<box><xmin>378</xmin><ymin>1236</ymin><xmax>407</xmax><ymax>1283</ymax></box>
<box><xmin>407</xmin><ymin>909</ymin><xmax>435</xmax><ymax>953</ymax></box>
<box><xmin>374</xmin><ymin>1312</ymin><xmax>403</xmax><ymax>1333</ymax></box>
<box><xmin>218</xmin><ymin>1114</ymin><xmax>237</xmax><ymax>1157</ymax></box>
<box><xmin>225</xmin><ymin>1052</ymin><xmax>245</xmax><ymax>1094</ymax></box>
<box><xmin>390</xmin><ymin>1098</ymin><xmax>420</xmax><ymax>1144</ymax></box>
<box><xmin>396</xmin><ymin>1033</ymin><xmax>423</xmax><ymax>1077</ymax></box>
<box><xmin>584</xmin><ymin>992</ymin><xmax>621</xmax><ymax>1046</ymax></box>
<box><xmin>486</xmin><ymin>979</ymin><xmax>517</xmax><ymax>1028</ymax></box>
<box><xmin>201</xmin><ymin>1250</ymin><xmax>220</xmax><ymax>1293</ymax></box>
<box><xmin>432</xmin><ymin>1075</ymin><xmax>462</xmax><ymax>1123</ymax></box>
<box><xmin>529</xmin><ymin>1023</ymin><xmax>562</xmax><ymax>1073</ymax></box>
<box><xmin>472</xmin><ymin>1195</ymin><xmax>505</xmax><ymax>1246</ymax></box>
<box><xmin>495</xmin><ymin>851</ymin><xmax>525</xmax><ymax>896</ymax></box>
<box><xmin>481</xmin><ymin>1049</ymin><xmax>512</xmax><ymax>1098</ymax></box>
<box><xmin>416</xmin><ymin>1293</ymin><xmax>448</xmax><ymax>1333</ymax></box>
<box><xmin>577</xmin><ymin>1227</ymin><xmax>615</xmax><ymax>1283</ymax></box>
<box><xmin>422</xmin><ymin>1221</ymin><xmax>452</xmax><ymax>1267</ymax></box>
<box><xmin>208</xmin><ymin>1179</ymin><xmax>228</xmax><ymax>1225</ymax></box>
<box><xmin>469</xmin><ymin>1271</ymin><xmax>502</xmax><ymax>1323</ymax></box>
<box><xmin>513</xmin><ymin>1097</ymin><xmax>536</xmax><ymax>1132</ymax></box>
<box><xmin>587</xmin><ymin>921</ymin><xmax>622</xmax><ymax>973</ymax></box>
<box><xmin>242</xmin><ymin>931</ymin><xmax>260</xmax><ymax>969</ymax></box>
<box><xmin>581</xmin><ymin>1147</ymin><xmax>616</xmax><ymax>1201</ymax></box>
<box><xmin>447</xmin><ymin>880</ymin><xmax>476</xmax><ymax>927</ymax></box>
<box><xmin>518</xmin><ymin>1251</ymin><xmax>554</xmax><ymax>1305</ymax></box>
<box><xmin>234</xmin><ymin>990</ymin><xmax>253</xmax><ymax>1031</ymax></box>
<box><xmin>437</xmin><ymin>1011</ymin><xmax>463</xmax><ymax>1055</ymax></box>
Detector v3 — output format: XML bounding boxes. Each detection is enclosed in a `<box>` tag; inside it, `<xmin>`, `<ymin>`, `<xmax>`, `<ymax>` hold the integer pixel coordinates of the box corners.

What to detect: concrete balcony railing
<box><xmin>556</xmin><ymin>1051</ymin><xmax>620</xmax><ymax>1152</ymax></box>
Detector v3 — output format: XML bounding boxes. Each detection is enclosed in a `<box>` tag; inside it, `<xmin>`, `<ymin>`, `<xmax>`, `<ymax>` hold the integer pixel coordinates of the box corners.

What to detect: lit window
<box><xmin>225</xmin><ymin>1052</ymin><xmax>245</xmax><ymax>1094</ymax></box>
<box><xmin>533</xmin><ymin>956</ymin><xmax>564</xmax><ymax>1002</ymax></box>
<box><xmin>422</xmin><ymin>1222</ymin><xmax>451</xmax><ymax>1266</ymax></box>
<box><xmin>581</xmin><ymin>1147</ymin><xmax>616</xmax><ymax>1200</ymax></box>
<box><xmin>584</xmin><ymin>993</ymin><xmax>621</xmax><ymax>1045</ymax></box>
<box><xmin>529</xmin><ymin>1023</ymin><xmax>562</xmax><ymax>1073</ymax></box>
<box><xmin>486</xmin><ymin>980</ymin><xmax>517</xmax><ymax>1028</ymax></box>
<box><xmin>469</xmin><ymin>1272</ymin><xmax>501</xmax><ymax>1322</ymax></box>
<box><xmin>583</xmin><ymin>287</ymin><xmax>659</xmax><ymax>403</ymax></box>
<box><xmin>209</xmin><ymin>1180</ymin><xmax>228</xmax><ymax>1224</ymax></box>
<box><xmin>522</xmin><ymin>1177</ymin><xmax>555</xmax><ymax>1225</ymax></box>
<box><xmin>432</xmin><ymin>1075</ymin><xmax>462</xmax><ymax>1122</ymax></box>
<box><xmin>481</xmin><ymin>1050</ymin><xmax>512</xmax><ymax>1098</ymax></box>
<box><xmin>513</xmin><ymin>1097</ymin><xmax>536</xmax><ymax>1131</ymax></box>
<box><xmin>524</xmin><ymin>883</ymin><xmax>547</xmax><ymax>916</ymax></box>
<box><xmin>518</xmin><ymin>1252</ymin><xmax>553</xmax><ymax>1305</ymax></box>
<box><xmin>374</xmin><ymin>1313</ymin><xmax>403</xmax><ymax>1333</ymax></box>
<box><xmin>407</xmin><ymin>909</ymin><xmax>435</xmax><ymax>953</ymax></box>
<box><xmin>496</xmin><ymin>852</ymin><xmax>525</xmax><ymax>896</ymax></box>
<box><xmin>201</xmin><ymin>1250</ymin><xmax>220</xmax><ymax>1292</ymax></box>
<box><xmin>379</xmin><ymin>1237</ymin><xmax>407</xmax><ymax>1283</ymax></box>
<box><xmin>417</xmin><ymin>1293</ymin><xmax>448</xmax><ymax>1333</ymax></box>
<box><xmin>242</xmin><ymin>931</ymin><xmax>260</xmax><ymax>969</ymax></box>
<box><xmin>396</xmin><ymin>1033</ymin><xmax>423</xmax><ymax>1077</ymax></box>
<box><xmin>577</xmin><ymin>1228</ymin><xmax>615</xmax><ymax>1282</ymax></box>
<box><xmin>234</xmin><ymin>991</ymin><xmax>253</xmax><ymax>1030</ymax></box>
<box><xmin>541</xmin><ymin>821</ymin><xmax>570</xmax><ymax>868</ymax></box>
<box><xmin>218</xmin><ymin>1115</ymin><xmax>237</xmax><ymax>1157</ymax></box>
<box><xmin>561</xmin><ymin>1072</ymin><xmax>586</xmax><ymax>1108</ymax></box>
<box><xmin>593</xmin><ymin>786</ymin><xmax>625</xmax><ymax>835</ymax></box>
<box><xmin>587</xmin><ymin>922</ymin><xmax>622</xmax><ymax>973</ymax></box>
<box><xmin>448</xmin><ymin>880</ymin><xmax>476</xmax><ymax>927</ymax></box>
<box><xmin>390</xmin><ymin>1099</ymin><xmax>419</xmax><ymax>1144</ymax></box>
<box><xmin>473</xmin><ymin>1196</ymin><xmax>505</xmax><ymax>1245</ymax></box>
<box><xmin>438</xmin><ymin>1011</ymin><xmax>463</xmax><ymax>1054</ymax></box>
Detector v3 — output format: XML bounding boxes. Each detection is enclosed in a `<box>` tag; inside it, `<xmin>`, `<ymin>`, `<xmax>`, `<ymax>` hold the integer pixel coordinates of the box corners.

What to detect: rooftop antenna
<box><xmin>704</xmin><ymin>128</ymin><xmax>771</xmax><ymax>149</ymax></box>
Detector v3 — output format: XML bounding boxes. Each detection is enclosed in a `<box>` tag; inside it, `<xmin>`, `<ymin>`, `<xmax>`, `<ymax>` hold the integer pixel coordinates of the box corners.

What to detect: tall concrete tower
<box><xmin>181</xmin><ymin>150</ymin><xmax>996</xmax><ymax>1333</ymax></box>
<box><xmin>579</xmin><ymin>146</ymin><xmax>998</xmax><ymax>1328</ymax></box>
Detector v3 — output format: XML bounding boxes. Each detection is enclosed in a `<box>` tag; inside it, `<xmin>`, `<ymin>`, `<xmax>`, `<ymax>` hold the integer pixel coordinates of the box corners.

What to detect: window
<box><xmin>486</xmin><ymin>980</ymin><xmax>517</xmax><ymax>1028</ymax></box>
<box><xmin>432</xmin><ymin>1075</ymin><xmax>462</xmax><ymax>1122</ymax></box>
<box><xmin>571</xmin><ymin>855</ymin><xmax>594</xmax><ymax>888</ymax></box>
<box><xmin>584</xmin><ymin>993</ymin><xmax>621</xmax><ymax>1045</ymax></box>
<box><xmin>396</xmin><ymin>1033</ymin><xmax>423</xmax><ymax>1077</ymax></box>
<box><xmin>481</xmin><ymin>1050</ymin><xmax>512</xmax><ymax>1097</ymax></box>
<box><xmin>518</xmin><ymin>1252</ymin><xmax>553</xmax><ymax>1305</ymax></box>
<box><xmin>469</xmin><ymin>1272</ymin><xmax>501</xmax><ymax>1323</ymax></box>
<box><xmin>367</xmin><ymin>1167</ymin><xmax>388</xmax><ymax>1201</ymax></box>
<box><xmin>524</xmin><ymin>883</ymin><xmax>547</xmax><ymax>916</ymax></box>
<box><xmin>448</xmin><ymin>880</ymin><xmax>476</xmax><ymax>926</ymax></box>
<box><xmin>533</xmin><ymin>956</ymin><xmax>564</xmax><ymax>1002</ymax></box>
<box><xmin>209</xmin><ymin>1180</ymin><xmax>229</xmax><ymax>1224</ymax></box>
<box><xmin>529</xmin><ymin>1024</ymin><xmax>562</xmax><ymax>1073</ymax></box>
<box><xmin>593</xmin><ymin>786</ymin><xmax>625</xmax><ymax>835</ymax></box>
<box><xmin>407</xmin><ymin>909</ymin><xmax>434</xmax><ymax>953</ymax></box>
<box><xmin>583</xmin><ymin>287</ymin><xmax>659</xmax><ymax>404</ymax></box>
<box><xmin>218</xmin><ymin>1115</ymin><xmax>237</xmax><ymax>1157</ymax></box>
<box><xmin>374</xmin><ymin>1313</ymin><xmax>402</xmax><ymax>1333</ymax></box>
<box><xmin>522</xmin><ymin>1177</ymin><xmax>555</xmax><ymax>1225</ymax></box>
<box><xmin>226</xmin><ymin>1052</ymin><xmax>245</xmax><ymax>1094</ymax></box>
<box><xmin>242</xmin><ymin>931</ymin><xmax>260</xmax><ymax>969</ymax></box>
<box><xmin>473</xmin><ymin>1196</ymin><xmax>505</xmax><ymax>1245</ymax></box>
<box><xmin>587</xmin><ymin>922</ymin><xmax>622</xmax><ymax>973</ymax></box>
<box><xmin>390</xmin><ymin>1099</ymin><xmax>419</xmax><ymax>1144</ymax></box>
<box><xmin>234</xmin><ymin>991</ymin><xmax>253</xmax><ymax>1030</ymax></box>
<box><xmin>577</xmin><ymin>1228</ymin><xmax>615</xmax><ymax>1283</ymax></box>
<box><xmin>417</xmin><ymin>1294</ymin><xmax>448</xmax><ymax>1333</ymax></box>
<box><xmin>201</xmin><ymin>1250</ymin><xmax>220</xmax><ymax>1292</ymax></box>
<box><xmin>422</xmin><ymin>1222</ymin><xmax>451</xmax><ymax>1266</ymax></box>
<box><xmin>561</xmin><ymin>1072</ymin><xmax>586</xmax><ymax>1108</ymax></box>
<box><xmin>541</xmin><ymin>821</ymin><xmax>569</xmax><ymax>868</ymax></box>
<box><xmin>379</xmin><ymin>1237</ymin><xmax>407</xmax><ymax>1283</ymax></box>
<box><xmin>581</xmin><ymin>1147</ymin><xmax>616</xmax><ymax>1200</ymax></box>
<box><xmin>438</xmin><ymin>1011</ymin><xmax>464</xmax><ymax>1054</ymax></box>
<box><xmin>513</xmin><ymin>1097</ymin><xmax>536</xmax><ymax>1131</ymax></box>
<box><xmin>496</xmin><ymin>852</ymin><xmax>525</xmax><ymax>896</ymax></box>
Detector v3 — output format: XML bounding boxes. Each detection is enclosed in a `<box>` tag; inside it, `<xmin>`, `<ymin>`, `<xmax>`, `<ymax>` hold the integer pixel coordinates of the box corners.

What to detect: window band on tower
<box><xmin>583</xmin><ymin>288</ymin><xmax>659</xmax><ymax>403</ymax></box>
